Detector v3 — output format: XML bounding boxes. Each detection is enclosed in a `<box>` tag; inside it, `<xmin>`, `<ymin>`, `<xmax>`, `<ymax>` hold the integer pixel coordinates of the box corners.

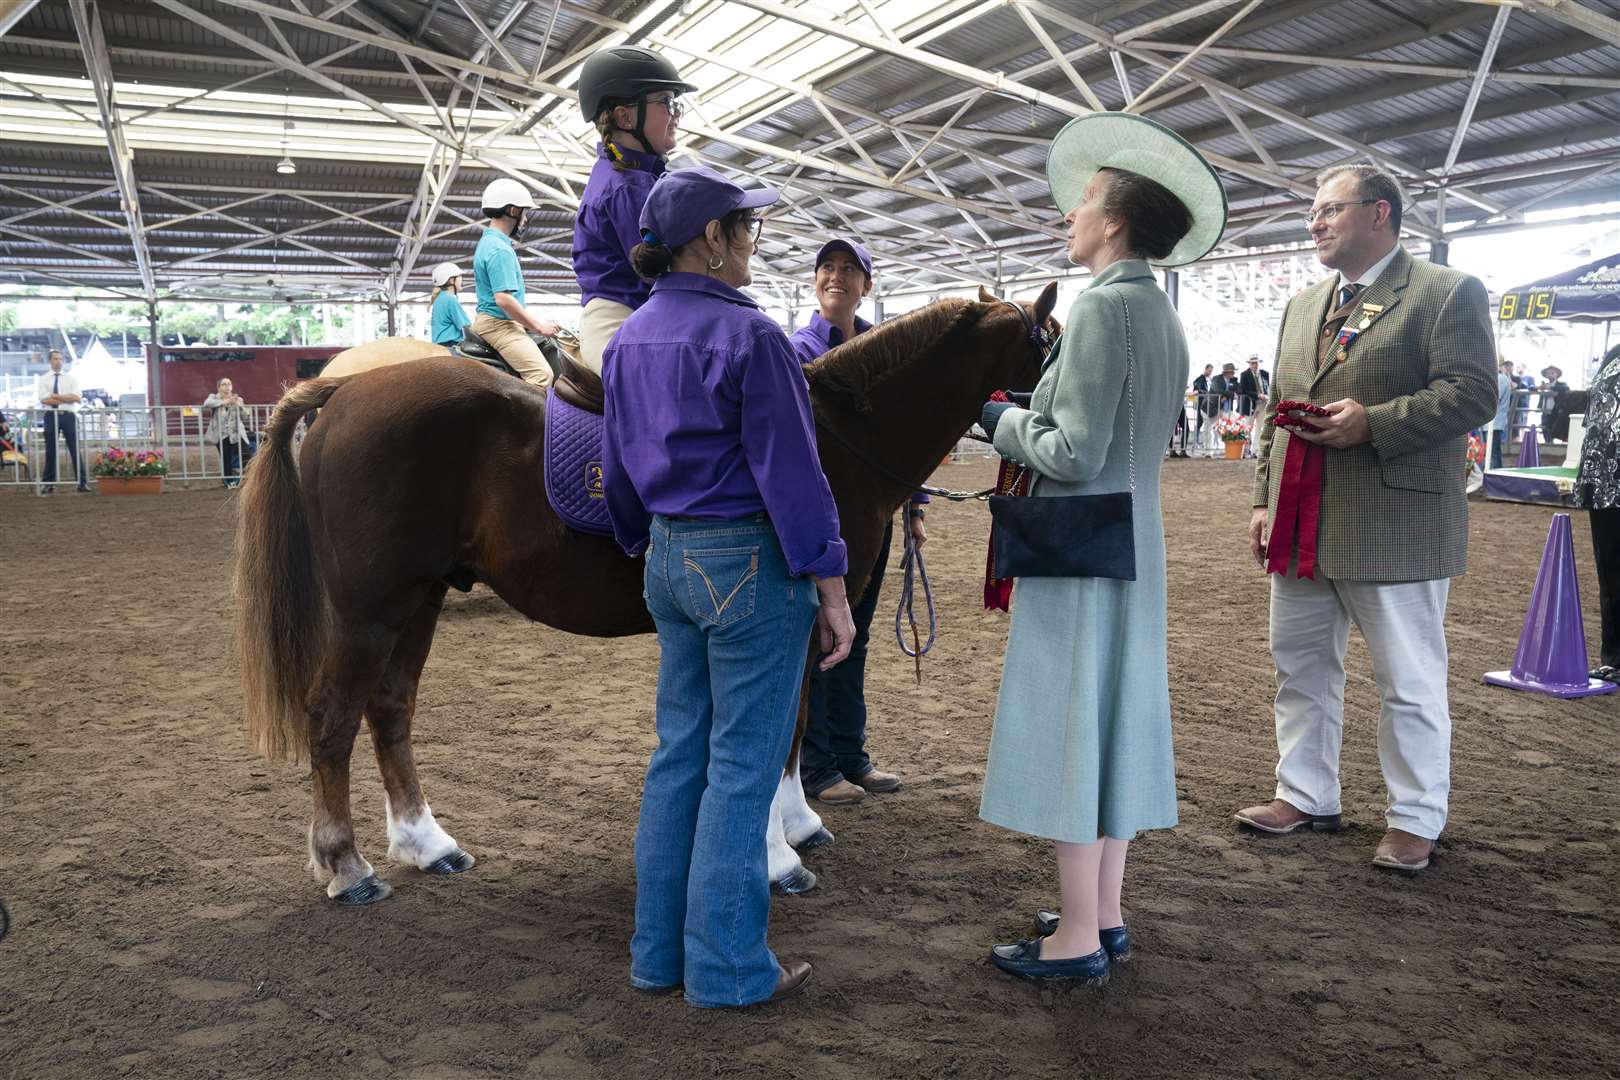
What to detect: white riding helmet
<box><xmin>481</xmin><ymin>177</ymin><xmax>536</xmax><ymax>212</ymax></box>
<box><xmin>431</xmin><ymin>261</ymin><xmax>463</xmax><ymax>287</ymax></box>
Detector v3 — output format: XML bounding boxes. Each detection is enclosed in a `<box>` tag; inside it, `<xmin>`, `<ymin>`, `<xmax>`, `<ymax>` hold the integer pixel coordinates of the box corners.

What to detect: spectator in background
<box><xmin>1213</xmin><ymin>361</ymin><xmax>1241</xmax><ymax>415</ymax></box>
<box><xmin>36</xmin><ymin>349</ymin><xmax>89</xmax><ymax>493</ymax></box>
<box><xmin>1502</xmin><ymin>360</ymin><xmax>1532</xmax><ymax>431</ymax></box>
<box><xmin>204</xmin><ymin>377</ymin><xmax>255</xmax><ymax>489</ymax></box>
<box><xmin>1192</xmin><ymin>363</ymin><xmax>1217</xmax><ymax>455</ymax></box>
<box><xmin>1239</xmin><ymin>356</ymin><xmax>1270</xmax><ymax>417</ymax></box>
<box><xmin>1490</xmin><ymin>361</ymin><xmax>1513</xmax><ymax>470</ymax></box>
<box><xmin>1539</xmin><ymin>365</ymin><xmax>1573</xmax><ymax>442</ymax></box>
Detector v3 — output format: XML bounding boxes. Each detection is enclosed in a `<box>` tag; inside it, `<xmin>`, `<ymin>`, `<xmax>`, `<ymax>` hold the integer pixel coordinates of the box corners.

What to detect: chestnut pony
<box><xmin>234</xmin><ymin>285</ymin><xmax>1056</xmax><ymax>904</ymax></box>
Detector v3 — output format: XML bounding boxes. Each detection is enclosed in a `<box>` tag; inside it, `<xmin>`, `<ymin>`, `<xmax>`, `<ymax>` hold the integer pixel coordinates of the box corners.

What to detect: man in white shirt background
<box><xmin>35</xmin><ymin>348</ymin><xmax>90</xmax><ymax>493</ymax></box>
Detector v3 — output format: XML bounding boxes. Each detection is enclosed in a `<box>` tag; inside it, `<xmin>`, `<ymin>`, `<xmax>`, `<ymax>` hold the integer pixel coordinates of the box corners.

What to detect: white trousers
<box><xmin>1270</xmin><ymin>572</ymin><xmax>1452</xmax><ymax>839</ymax></box>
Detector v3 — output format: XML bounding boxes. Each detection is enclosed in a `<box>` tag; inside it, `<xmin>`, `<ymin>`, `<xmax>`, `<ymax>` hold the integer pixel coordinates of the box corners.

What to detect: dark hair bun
<box><xmin>1100</xmin><ymin>169</ymin><xmax>1193</xmax><ymax>261</ymax></box>
<box><xmin>631</xmin><ymin>240</ymin><xmax>674</xmax><ymax>280</ymax></box>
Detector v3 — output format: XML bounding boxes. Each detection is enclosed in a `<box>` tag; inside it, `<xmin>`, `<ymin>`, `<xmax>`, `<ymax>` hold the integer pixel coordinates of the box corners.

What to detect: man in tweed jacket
<box><xmin>1234</xmin><ymin>164</ymin><xmax>1496</xmax><ymax>872</ymax></box>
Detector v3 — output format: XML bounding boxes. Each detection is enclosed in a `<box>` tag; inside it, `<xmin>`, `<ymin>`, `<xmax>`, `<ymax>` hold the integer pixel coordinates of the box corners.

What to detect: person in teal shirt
<box><xmin>428</xmin><ymin>262</ymin><xmax>470</xmax><ymax>347</ymax></box>
<box><xmin>471</xmin><ymin>177</ymin><xmax>560</xmax><ymax>388</ymax></box>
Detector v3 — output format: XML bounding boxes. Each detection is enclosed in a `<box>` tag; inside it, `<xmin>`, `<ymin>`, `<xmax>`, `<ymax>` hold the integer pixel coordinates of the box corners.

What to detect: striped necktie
<box><xmin>1338</xmin><ymin>282</ymin><xmax>1365</xmax><ymax>310</ymax></box>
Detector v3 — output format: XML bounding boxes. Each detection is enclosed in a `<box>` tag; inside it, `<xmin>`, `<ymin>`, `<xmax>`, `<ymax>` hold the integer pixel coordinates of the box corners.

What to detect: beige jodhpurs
<box><xmin>578</xmin><ymin>297</ymin><xmax>634</xmax><ymax>375</ymax></box>
<box><xmin>471</xmin><ymin>312</ymin><xmax>551</xmax><ymax>389</ymax></box>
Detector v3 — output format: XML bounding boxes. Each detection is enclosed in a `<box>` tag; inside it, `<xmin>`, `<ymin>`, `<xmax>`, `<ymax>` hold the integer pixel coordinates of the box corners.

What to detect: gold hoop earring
<box><xmin>708</xmin><ymin>254</ymin><xmax>725</xmax><ymax>271</ymax></box>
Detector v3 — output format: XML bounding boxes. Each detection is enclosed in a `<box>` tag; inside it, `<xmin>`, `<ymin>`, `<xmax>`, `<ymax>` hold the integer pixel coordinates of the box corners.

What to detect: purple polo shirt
<box><xmin>789</xmin><ymin>310</ymin><xmax>927</xmax><ymax>506</ymax></box>
<box><xmin>601</xmin><ymin>273</ymin><xmax>848</xmax><ymax>579</ymax></box>
<box><xmin>573</xmin><ymin>143</ymin><xmax>665</xmax><ymax>311</ymax></box>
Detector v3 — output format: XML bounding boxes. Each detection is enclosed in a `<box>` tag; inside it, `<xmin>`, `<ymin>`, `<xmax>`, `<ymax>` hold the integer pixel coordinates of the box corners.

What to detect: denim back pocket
<box><xmin>682</xmin><ymin>546</ymin><xmax>760</xmax><ymax>628</ymax></box>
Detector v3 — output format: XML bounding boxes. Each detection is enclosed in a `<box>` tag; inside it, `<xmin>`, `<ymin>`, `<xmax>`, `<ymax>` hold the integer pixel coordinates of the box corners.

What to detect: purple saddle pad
<box><xmin>544</xmin><ymin>390</ymin><xmax>613</xmax><ymax>536</ymax></box>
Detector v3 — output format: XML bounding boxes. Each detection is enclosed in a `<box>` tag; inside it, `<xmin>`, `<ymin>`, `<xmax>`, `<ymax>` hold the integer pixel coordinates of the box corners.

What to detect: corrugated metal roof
<box><xmin>0</xmin><ymin>0</ymin><xmax>1615</xmax><ymax>297</ymax></box>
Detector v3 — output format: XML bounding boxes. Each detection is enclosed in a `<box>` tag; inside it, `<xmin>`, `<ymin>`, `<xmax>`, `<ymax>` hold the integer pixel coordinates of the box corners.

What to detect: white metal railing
<box><xmin>1</xmin><ymin>404</ymin><xmax>285</xmax><ymax>491</ymax></box>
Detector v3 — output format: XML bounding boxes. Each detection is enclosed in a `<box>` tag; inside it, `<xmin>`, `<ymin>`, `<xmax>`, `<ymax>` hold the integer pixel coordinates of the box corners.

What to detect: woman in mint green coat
<box><xmin>976</xmin><ymin>114</ymin><xmax>1227</xmax><ymax>985</ymax></box>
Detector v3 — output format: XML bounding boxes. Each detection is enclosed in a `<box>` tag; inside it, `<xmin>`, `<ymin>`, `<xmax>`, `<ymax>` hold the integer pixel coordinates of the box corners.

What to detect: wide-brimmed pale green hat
<box><xmin>1047</xmin><ymin>112</ymin><xmax>1228</xmax><ymax>268</ymax></box>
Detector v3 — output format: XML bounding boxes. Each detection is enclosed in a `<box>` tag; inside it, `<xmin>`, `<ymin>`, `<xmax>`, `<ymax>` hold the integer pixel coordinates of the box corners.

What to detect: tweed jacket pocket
<box><xmin>1380</xmin><ymin>460</ymin><xmax>1452</xmax><ymax>494</ymax></box>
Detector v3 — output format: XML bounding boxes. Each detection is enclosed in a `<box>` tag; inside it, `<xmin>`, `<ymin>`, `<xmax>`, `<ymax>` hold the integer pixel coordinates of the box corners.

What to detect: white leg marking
<box><xmin>766</xmin><ymin>786</ymin><xmax>803</xmax><ymax>884</ymax></box>
<box><xmin>384</xmin><ymin>794</ymin><xmax>460</xmax><ymax>869</ymax></box>
<box><xmin>778</xmin><ymin>761</ymin><xmax>824</xmax><ymax>847</ymax></box>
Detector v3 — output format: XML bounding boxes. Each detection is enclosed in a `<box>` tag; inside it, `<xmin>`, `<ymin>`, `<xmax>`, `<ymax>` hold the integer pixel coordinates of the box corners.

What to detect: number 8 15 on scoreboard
<box><xmin>1499</xmin><ymin>289</ymin><xmax>1555</xmax><ymax>321</ymax></box>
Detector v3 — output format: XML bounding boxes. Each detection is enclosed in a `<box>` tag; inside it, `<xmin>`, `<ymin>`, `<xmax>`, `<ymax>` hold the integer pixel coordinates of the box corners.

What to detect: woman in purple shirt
<box><xmin>602</xmin><ymin>166</ymin><xmax>856</xmax><ymax>1008</ymax></box>
<box><xmin>788</xmin><ymin>237</ymin><xmax>925</xmax><ymax>806</ymax></box>
<box><xmin>572</xmin><ymin>46</ymin><xmax>696</xmax><ymax>374</ymax></box>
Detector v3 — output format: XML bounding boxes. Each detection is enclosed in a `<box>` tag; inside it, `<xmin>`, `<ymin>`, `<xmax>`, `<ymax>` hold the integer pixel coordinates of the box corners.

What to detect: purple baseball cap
<box><xmin>814</xmin><ymin>237</ymin><xmax>873</xmax><ymax>279</ymax></box>
<box><xmin>638</xmin><ymin>165</ymin><xmax>779</xmax><ymax>250</ymax></box>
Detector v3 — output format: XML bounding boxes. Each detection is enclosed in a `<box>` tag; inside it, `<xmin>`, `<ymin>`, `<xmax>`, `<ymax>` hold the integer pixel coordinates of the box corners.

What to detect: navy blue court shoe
<box><xmin>990</xmin><ymin>938</ymin><xmax>1109</xmax><ymax>984</ymax></box>
<box><xmin>1034</xmin><ymin>910</ymin><xmax>1131</xmax><ymax>962</ymax></box>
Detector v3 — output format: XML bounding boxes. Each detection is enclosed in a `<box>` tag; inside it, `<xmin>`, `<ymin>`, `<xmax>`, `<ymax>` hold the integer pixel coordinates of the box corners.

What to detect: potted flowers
<box><xmin>92</xmin><ymin>446</ymin><xmax>168</xmax><ymax>494</ymax></box>
<box><xmin>1215</xmin><ymin>415</ymin><xmax>1250</xmax><ymax>459</ymax></box>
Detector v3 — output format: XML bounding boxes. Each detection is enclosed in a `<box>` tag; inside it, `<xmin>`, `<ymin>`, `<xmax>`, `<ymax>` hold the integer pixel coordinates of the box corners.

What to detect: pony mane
<box><xmin>805</xmin><ymin>298</ymin><xmax>985</xmax><ymax>412</ymax></box>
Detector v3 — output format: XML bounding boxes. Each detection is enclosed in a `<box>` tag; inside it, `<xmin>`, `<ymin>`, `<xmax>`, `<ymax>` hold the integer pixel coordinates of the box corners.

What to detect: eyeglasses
<box><xmin>644</xmin><ymin>94</ymin><xmax>685</xmax><ymax>118</ymax></box>
<box><xmin>743</xmin><ymin>215</ymin><xmax>764</xmax><ymax>245</ymax></box>
<box><xmin>1304</xmin><ymin>199</ymin><xmax>1380</xmax><ymax>226</ymax></box>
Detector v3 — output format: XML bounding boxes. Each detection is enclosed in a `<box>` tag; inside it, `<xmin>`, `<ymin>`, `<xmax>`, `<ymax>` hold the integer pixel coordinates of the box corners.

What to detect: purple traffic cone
<box><xmin>1484</xmin><ymin>513</ymin><xmax>1617</xmax><ymax>697</ymax></box>
<box><xmin>1515</xmin><ymin>425</ymin><xmax>1540</xmax><ymax>468</ymax></box>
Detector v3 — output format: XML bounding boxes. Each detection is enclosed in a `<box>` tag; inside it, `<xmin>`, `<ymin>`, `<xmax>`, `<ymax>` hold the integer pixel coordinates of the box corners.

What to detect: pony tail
<box><xmin>233</xmin><ymin>377</ymin><xmax>346</xmax><ymax>761</ymax></box>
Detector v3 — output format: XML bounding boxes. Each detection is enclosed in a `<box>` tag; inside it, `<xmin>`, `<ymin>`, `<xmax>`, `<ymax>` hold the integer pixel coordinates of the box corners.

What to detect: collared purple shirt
<box><xmin>573</xmin><ymin>143</ymin><xmax>665</xmax><ymax>311</ymax></box>
<box><xmin>787</xmin><ymin>310</ymin><xmax>872</xmax><ymax>365</ymax></box>
<box><xmin>788</xmin><ymin>310</ymin><xmax>927</xmax><ymax>506</ymax></box>
<box><xmin>601</xmin><ymin>273</ymin><xmax>848</xmax><ymax>579</ymax></box>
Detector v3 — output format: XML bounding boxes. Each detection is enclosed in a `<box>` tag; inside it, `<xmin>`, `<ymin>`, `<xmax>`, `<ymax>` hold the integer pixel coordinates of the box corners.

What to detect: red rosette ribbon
<box><xmin>983</xmin><ymin>391</ymin><xmax>1030</xmax><ymax>611</ymax></box>
<box><xmin>1266</xmin><ymin>401</ymin><xmax>1330</xmax><ymax>580</ymax></box>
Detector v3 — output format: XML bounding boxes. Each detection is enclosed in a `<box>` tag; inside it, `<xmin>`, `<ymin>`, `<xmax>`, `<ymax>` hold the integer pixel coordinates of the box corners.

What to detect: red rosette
<box><xmin>1273</xmin><ymin>399</ymin><xmax>1329</xmax><ymax>433</ymax></box>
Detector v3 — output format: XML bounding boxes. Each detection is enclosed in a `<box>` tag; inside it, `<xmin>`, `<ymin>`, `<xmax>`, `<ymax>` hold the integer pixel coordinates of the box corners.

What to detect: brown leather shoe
<box><xmin>1372</xmin><ymin>828</ymin><xmax>1433</xmax><ymax>872</ymax></box>
<box><xmin>852</xmin><ymin>768</ymin><xmax>902</xmax><ymax>794</ymax></box>
<box><xmin>765</xmin><ymin>960</ymin><xmax>812</xmax><ymax>1004</ymax></box>
<box><xmin>814</xmin><ymin>779</ymin><xmax>865</xmax><ymax>805</ymax></box>
<box><xmin>1233</xmin><ymin>798</ymin><xmax>1342</xmax><ymax>834</ymax></box>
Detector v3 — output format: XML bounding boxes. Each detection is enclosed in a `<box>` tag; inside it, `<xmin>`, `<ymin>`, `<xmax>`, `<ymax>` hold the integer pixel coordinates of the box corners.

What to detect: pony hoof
<box><xmin>771</xmin><ymin>866</ymin><xmax>817</xmax><ymax>896</ymax></box>
<box><xmin>793</xmin><ymin>827</ymin><xmax>835</xmax><ymax>853</ymax></box>
<box><xmin>423</xmin><ymin>849</ymin><xmax>475</xmax><ymax>875</ymax></box>
<box><xmin>332</xmin><ymin>873</ymin><xmax>393</xmax><ymax>905</ymax></box>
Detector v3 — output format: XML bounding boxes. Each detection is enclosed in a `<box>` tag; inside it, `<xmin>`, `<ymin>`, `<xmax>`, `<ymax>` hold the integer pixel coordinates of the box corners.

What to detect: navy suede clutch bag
<box><xmin>989</xmin><ymin>492</ymin><xmax>1136</xmax><ymax>581</ymax></box>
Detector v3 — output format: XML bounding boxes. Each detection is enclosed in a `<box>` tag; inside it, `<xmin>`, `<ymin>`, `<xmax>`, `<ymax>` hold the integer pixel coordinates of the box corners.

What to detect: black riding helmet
<box><xmin>578</xmin><ymin>46</ymin><xmax>697</xmax><ymax>155</ymax></box>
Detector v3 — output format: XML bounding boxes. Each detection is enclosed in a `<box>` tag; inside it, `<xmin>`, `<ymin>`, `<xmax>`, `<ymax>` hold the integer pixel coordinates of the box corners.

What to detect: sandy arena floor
<box><xmin>1</xmin><ymin>460</ymin><xmax>1616</xmax><ymax>1079</ymax></box>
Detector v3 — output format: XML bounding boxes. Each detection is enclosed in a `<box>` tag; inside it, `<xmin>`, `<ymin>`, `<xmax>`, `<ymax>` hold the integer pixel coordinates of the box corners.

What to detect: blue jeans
<box><xmin>222</xmin><ymin>436</ymin><xmax>257</xmax><ymax>484</ymax></box>
<box><xmin>630</xmin><ymin>514</ymin><xmax>818</xmax><ymax>1006</ymax></box>
<box><xmin>802</xmin><ymin>518</ymin><xmax>891</xmax><ymax>793</ymax></box>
